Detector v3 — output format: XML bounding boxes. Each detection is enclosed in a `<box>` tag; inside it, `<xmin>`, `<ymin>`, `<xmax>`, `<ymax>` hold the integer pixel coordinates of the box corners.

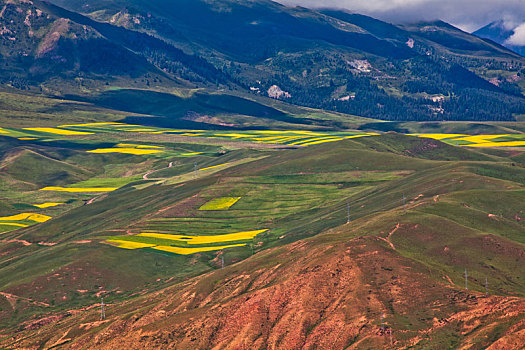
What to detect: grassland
<box><xmin>0</xmin><ymin>130</ymin><xmax>523</xmax><ymax>349</ymax></box>
<box><xmin>0</xmin><ymin>95</ymin><xmax>524</xmax><ymax>348</ymax></box>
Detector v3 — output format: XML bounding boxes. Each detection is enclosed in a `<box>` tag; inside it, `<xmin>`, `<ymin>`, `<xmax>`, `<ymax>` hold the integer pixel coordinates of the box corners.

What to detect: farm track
<box><xmin>143</xmin><ymin>161</ymin><xmax>174</xmax><ymax>180</ymax></box>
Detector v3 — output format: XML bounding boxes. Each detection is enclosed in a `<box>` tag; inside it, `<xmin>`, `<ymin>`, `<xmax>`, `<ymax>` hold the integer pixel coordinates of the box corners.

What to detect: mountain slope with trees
<box><xmin>2</xmin><ymin>0</ymin><xmax>525</xmax><ymax>122</ymax></box>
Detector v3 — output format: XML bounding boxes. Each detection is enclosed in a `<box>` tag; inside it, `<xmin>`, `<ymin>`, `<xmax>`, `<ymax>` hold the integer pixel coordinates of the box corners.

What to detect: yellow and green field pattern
<box><xmin>106</xmin><ymin>229</ymin><xmax>267</xmax><ymax>255</ymax></box>
<box><xmin>1</xmin><ymin>122</ymin><xmax>379</xmax><ymax>147</ymax></box>
<box><xmin>2</xmin><ymin>122</ymin><xmax>524</xmax><ymax>148</ymax></box>
<box><xmin>0</xmin><ymin>212</ymin><xmax>52</xmax><ymax>232</ymax></box>
<box><xmin>412</xmin><ymin>134</ymin><xmax>525</xmax><ymax>147</ymax></box>
<box><xmin>199</xmin><ymin>197</ymin><xmax>241</xmax><ymax>210</ymax></box>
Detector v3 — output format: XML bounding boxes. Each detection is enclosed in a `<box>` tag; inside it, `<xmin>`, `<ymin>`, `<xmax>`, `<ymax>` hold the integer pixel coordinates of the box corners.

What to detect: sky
<box><xmin>277</xmin><ymin>0</ymin><xmax>525</xmax><ymax>33</ymax></box>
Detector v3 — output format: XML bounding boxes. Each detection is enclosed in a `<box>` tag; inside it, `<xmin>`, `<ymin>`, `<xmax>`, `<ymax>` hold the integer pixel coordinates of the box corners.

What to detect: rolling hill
<box><xmin>0</xmin><ymin>127</ymin><xmax>523</xmax><ymax>348</ymax></box>
<box><xmin>0</xmin><ymin>1</ymin><xmax>524</xmax><ymax>348</ymax></box>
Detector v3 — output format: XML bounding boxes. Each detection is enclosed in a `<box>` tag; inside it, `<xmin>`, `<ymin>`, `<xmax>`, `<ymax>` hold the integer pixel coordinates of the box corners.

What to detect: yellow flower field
<box><xmin>86</xmin><ymin>148</ymin><xmax>164</xmax><ymax>155</ymax></box>
<box><xmin>33</xmin><ymin>203</ymin><xmax>65</xmax><ymax>208</ymax></box>
<box><xmin>215</xmin><ymin>133</ymin><xmax>259</xmax><ymax>138</ymax></box>
<box><xmin>463</xmin><ymin>141</ymin><xmax>525</xmax><ymax>148</ymax></box>
<box><xmin>107</xmin><ymin>240</ymin><xmax>156</xmax><ymax>250</ymax></box>
<box><xmin>0</xmin><ymin>223</ymin><xmax>29</xmax><ymax>227</ymax></box>
<box><xmin>413</xmin><ymin>133</ymin><xmax>525</xmax><ymax>147</ymax></box>
<box><xmin>23</xmin><ymin>127</ymin><xmax>94</xmax><ymax>135</ymax></box>
<box><xmin>152</xmin><ymin>243</ymin><xmax>247</xmax><ymax>255</ymax></box>
<box><xmin>115</xmin><ymin>143</ymin><xmax>165</xmax><ymax>149</ymax></box>
<box><xmin>200</xmin><ymin>163</ymin><xmax>230</xmax><ymax>171</ymax></box>
<box><xmin>0</xmin><ymin>213</ymin><xmax>52</xmax><ymax>223</ymax></box>
<box><xmin>181</xmin><ymin>152</ymin><xmax>202</xmax><ymax>156</ymax></box>
<box><xmin>39</xmin><ymin>187</ymin><xmax>118</xmax><ymax>192</ymax></box>
<box><xmin>106</xmin><ymin>229</ymin><xmax>267</xmax><ymax>255</ymax></box>
<box><xmin>456</xmin><ymin>135</ymin><xmax>509</xmax><ymax>143</ymax></box>
<box><xmin>0</xmin><ymin>128</ymin><xmax>9</xmax><ymax>134</ymax></box>
<box><xmin>198</xmin><ymin>197</ymin><xmax>241</xmax><ymax>210</ymax></box>
<box><xmin>137</xmin><ymin>229</ymin><xmax>267</xmax><ymax>245</ymax></box>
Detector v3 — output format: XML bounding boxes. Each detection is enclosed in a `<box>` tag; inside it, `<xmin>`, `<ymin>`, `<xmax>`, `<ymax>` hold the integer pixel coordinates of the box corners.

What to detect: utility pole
<box><xmin>403</xmin><ymin>194</ymin><xmax>406</xmax><ymax>213</ymax></box>
<box><xmin>381</xmin><ymin>313</ymin><xmax>385</xmax><ymax>334</ymax></box>
<box><xmin>100</xmin><ymin>298</ymin><xmax>105</xmax><ymax>320</ymax></box>
<box><xmin>221</xmin><ymin>255</ymin><xmax>225</xmax><ymax>269</ymax></box>
<box><xmin>464</xmin><ymin>268</ymin><xmax>468</xmax><ymax>290</ymax></box>
<box><xmin>485</xmin><ymin>277</ymin><xmax>489</xmax><ymax>295</ymax></box>
<box><xmin>347</xmin><ymin>203</ymin><xmax>350</xmax><ymax>224</ymax></box>
<box><xmin>194</xmin><ymin>161</ymin><xmax>198</xmax><ymax>178</ymax></box>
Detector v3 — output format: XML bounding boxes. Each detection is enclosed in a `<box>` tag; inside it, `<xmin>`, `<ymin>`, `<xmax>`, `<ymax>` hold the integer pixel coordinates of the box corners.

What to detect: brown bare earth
<box><xmin>6</xmin><ymin>223</ymin><xmax>525</xmax><ymax>349</ymax></box>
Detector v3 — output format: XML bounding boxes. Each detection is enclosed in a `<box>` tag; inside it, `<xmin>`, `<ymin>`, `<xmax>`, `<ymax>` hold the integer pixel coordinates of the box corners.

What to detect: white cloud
<box><xmin>276</xmin><ymin>0</ymin><xmax>525</xmax><ymax>32</ymax></box>
<box><xmin>506</xmin><ymin>23</ymin><xmax>525</xmax><ymax>46</ymax></box>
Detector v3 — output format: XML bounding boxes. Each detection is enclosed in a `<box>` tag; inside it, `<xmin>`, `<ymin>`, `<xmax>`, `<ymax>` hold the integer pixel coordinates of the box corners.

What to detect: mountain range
<box><xmin>473</xmin><ymin>20</ymin><xmax>525</xmax><ymax>57</ymax></box>
<box><xmin>0</xmin><ymin>1</ymin><xmax>525</xmax><ymax>348</ymax></box>
<box><xmin>1</xmin><ymin>0</ymin><xmax>524</xmax><ymax>123</ymax></box>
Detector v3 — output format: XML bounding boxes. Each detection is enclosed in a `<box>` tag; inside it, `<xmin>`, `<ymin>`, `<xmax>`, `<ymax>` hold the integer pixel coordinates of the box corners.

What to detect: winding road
<box><xmin>143</xmin><ymin>161</ymin><xmax>174</xmax><ymax>180</ymax></box>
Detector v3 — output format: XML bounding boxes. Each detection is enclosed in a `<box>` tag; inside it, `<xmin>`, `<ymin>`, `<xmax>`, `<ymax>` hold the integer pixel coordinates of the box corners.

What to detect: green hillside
<box><xmin>1</xmin><ymin>0</ymin><xmax>524</xmax><ymax>121</ymax></box>
<box><xmin>0</xmin><ymin>0</ymin><xmax>524</xmax><ymax>347</ymax></box>
<box><xmin>0</xmin><ymin>126</ymin><xmax>523</xmax><ymax>348</ymax></box>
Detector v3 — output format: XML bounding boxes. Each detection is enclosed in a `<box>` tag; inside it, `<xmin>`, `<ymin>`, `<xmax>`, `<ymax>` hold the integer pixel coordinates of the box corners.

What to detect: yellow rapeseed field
<box><xmin>115</xmin><ymin>144</ymin><xmax>165</xmax><ymax>149</ymax></box>
<box><xmin>39</xmin><ymin>187</ymin><xmax>118</xmax><ymax>192</ymax></box>
<box><xmin>412</xmin><ymin>134</ymin><xmax>525</xmax><ymax>147</ymax></box>
<box><xmin>200</xmin><ymin>163</ymin><xmax>230</xmax><ymax>171</ymax></box>
<box><xmin>33</xmin><ymin>203</ymin><xmax>65</xmax><ymax>208</ymax></box>
<box><xmin>0</xmin><ymin>223</ymin><xmax>29</xmax><ymax>227</ymax></box>
<box><xmin>463</xmin><ymin>141</ymin><xmax>525</xmax><ymax>147</ymax></box>
<box><xmin>181</xmin><ymin>152</ymin><xmax>203</xmax><ymax>156</ymax></box>
<box><xmin>23</xmin><ymin>127</ymin><xmax>94</xmax><ymax>135</ymax></box>
<box><xmin>215</xmin><ymin>133</ymin><xmax>259</xmax><ymax>138</ymax></box>
<box><xmin>152</xmin><ymin>243</ymin><xmax>247</xmax><ymax>255</ymax></box>
<box><xmin>107</xmin><ymin>240</ymin><xmax>156</xmax><ymax>249</ymax></box>
<box><xmin>86</xmin><ymin>148</ymin><xmax>164</xmax><ymax>155</ymax></box>
<box><xmin>198</xmin><ymin>197</ymin><xmax>241</xmax><ymax>210</ymax></box>
<box><xmin>456</xmin><ymin>135</ymin><xmax>509</xmax><ymax>143</ymax></box>
<box><xmin>137</xmin><ymin>229</ymin><xmax>267</xmax><ymax>245</ymax></box>
<box><xmin>0</xmin><ymin>213</ymin><xmax>52</xmax><ymax>223</ymax></box>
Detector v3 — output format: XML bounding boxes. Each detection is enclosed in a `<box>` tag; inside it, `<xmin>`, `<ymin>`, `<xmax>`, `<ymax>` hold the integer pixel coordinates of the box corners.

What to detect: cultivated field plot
<box><xmin>198</xmin><ymin>197</ymin><xmax>241</xmax><ymax>210</ymax></box>
<box><xmin>109</xmin><ymin>171</ymin><xmax>405</xmax><ymax>255</ymax></box>
<box><xmin>107</xmin><ymin>229</ymin><xmax>268</xmax><ymax>255</ymax></box>
<box><xmin>1</xmin><ymin>122</ymin><xmax>380</xmax><ymax>147</ymax></box>
<box><xmin>0</xmin><ymin>213</ymin><xmax>52</xmax><ymax>233</ymax></box>
<box><xmin>412</xmin><ymin>133</ymin><xmax>525</xmax><ymax>147</ymax></box>
<box><xmin>3</xmin><ymin>122</ymin><xmax>525</xmax><ymax>149</ymax></box>
<box><xmin>1</xmin><ymin>126</ymin><xmax>522</xmax><ymax>236</ymax></box>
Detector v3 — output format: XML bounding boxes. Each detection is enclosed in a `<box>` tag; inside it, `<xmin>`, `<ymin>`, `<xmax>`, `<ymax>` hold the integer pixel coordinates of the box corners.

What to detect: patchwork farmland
<box><xmin>1</xmin><ymin>120</ymin><xmax>524</xmax><ymax>348</ymax></box>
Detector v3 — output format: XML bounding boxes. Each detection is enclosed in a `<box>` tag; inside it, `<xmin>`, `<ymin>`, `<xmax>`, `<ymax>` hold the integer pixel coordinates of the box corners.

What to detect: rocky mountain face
<box><xmin>0</xmin><ymin>0</ymin><xmax>162</xmax><ymax>90</ymax></box>
<box><xmin>6</xmin><ymin>192</ymin><xmax>525</xmax><ymax>349</ymax></box>
<box><xmin>2</xmin><ymin>0</ymin><xmax>525</xmax><ymax>121</ymax></box>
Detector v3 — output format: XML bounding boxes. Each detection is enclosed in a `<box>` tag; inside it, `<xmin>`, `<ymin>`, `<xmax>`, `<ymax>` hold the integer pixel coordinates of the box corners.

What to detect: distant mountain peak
<box><xmin>473</xmin><ymin>20</ymin><xmax>525</xmax><ymax>56</ymax></box>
